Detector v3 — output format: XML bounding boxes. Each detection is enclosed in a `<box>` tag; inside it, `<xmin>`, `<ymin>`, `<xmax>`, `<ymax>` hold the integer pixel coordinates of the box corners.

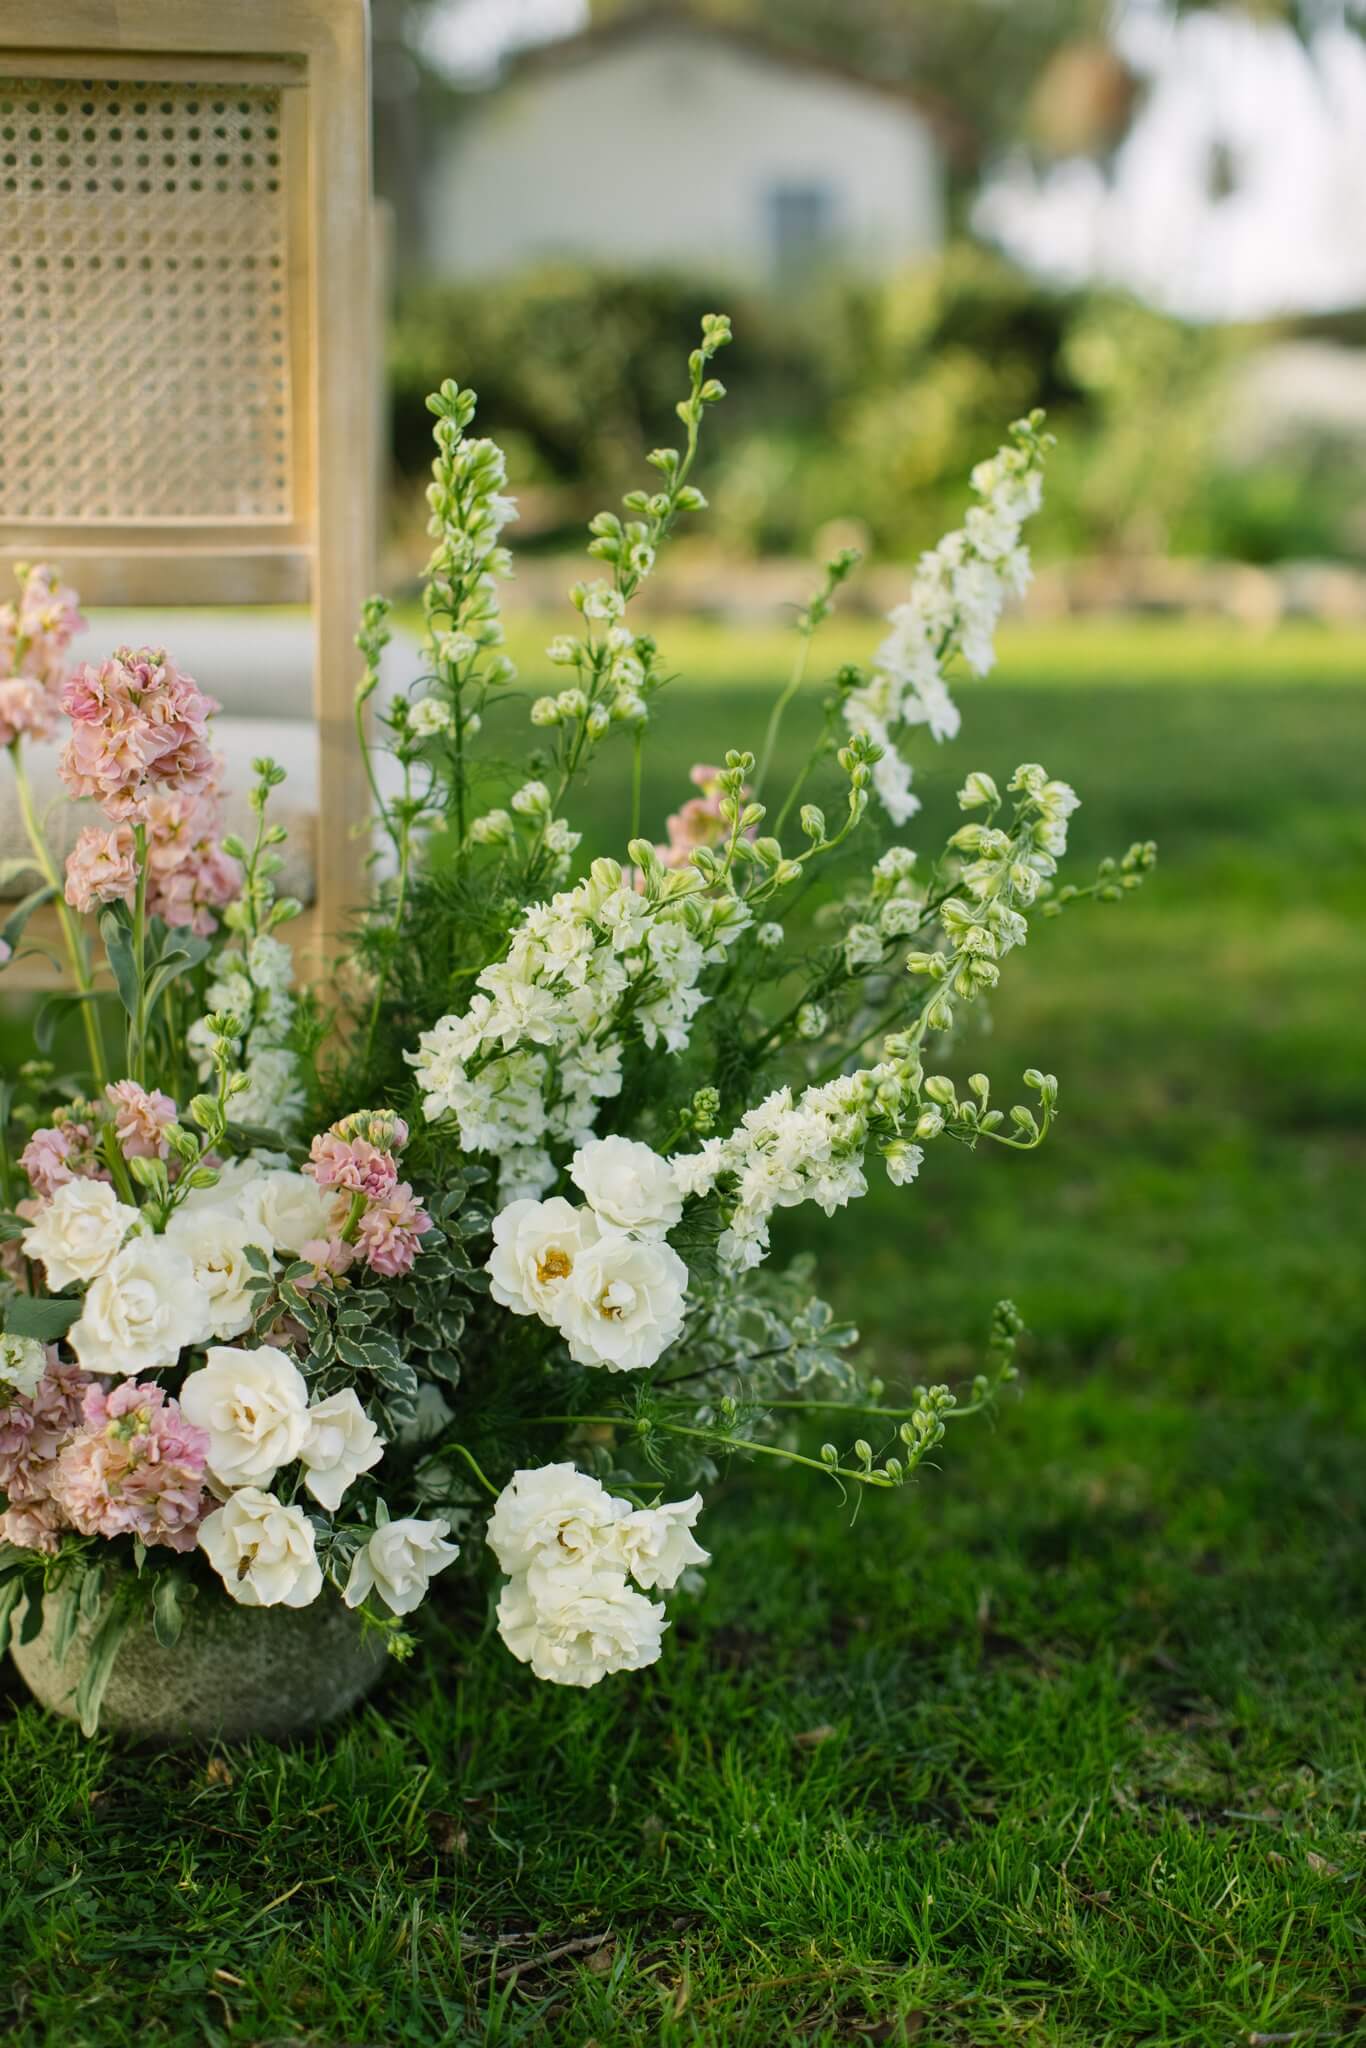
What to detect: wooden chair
<box><xmin>0</xmin><ymin>0</ymin><xmax>378</xmax><ymax>987</ymax></box>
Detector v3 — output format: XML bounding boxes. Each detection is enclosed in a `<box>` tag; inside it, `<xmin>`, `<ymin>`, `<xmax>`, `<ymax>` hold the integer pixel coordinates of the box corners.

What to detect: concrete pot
<box><xmin>10</xmin><ymin>1585</ymin><xmax>389</xmax><ymax>1743</ymax></box>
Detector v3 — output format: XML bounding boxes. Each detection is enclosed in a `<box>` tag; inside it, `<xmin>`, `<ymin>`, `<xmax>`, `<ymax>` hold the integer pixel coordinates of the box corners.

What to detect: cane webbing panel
<box><xmin>0</xmin><ymin>78</ymin><xmax>293</xmax><ymax>524</ymax></box>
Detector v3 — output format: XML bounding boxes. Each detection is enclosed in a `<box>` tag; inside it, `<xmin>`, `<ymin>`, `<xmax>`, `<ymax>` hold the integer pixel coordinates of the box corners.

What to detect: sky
<box><xmin>418</xmin><ymin>0</ymin><xmax>1366</xmax><ymax>321</ymax></box>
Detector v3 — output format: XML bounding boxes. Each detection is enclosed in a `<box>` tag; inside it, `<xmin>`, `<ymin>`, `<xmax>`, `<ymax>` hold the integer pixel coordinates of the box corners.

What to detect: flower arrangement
<box><xmin>0</xmin><ymin>316</ymin><xmax>1154</xmax><ymax>1732</ymax></box>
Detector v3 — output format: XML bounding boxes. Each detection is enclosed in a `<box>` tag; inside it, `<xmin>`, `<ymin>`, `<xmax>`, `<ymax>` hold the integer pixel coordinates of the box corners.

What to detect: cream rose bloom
<box><xmin>69</xmin><ymin>1238</ymin><xmax>212</xmax><ymax>1376</ymax></box>
<box><xmin>176</xmin><ymin>1156</ymin><xmax>263</xmax><ymax>1216</ymax></box>
<box><xmin>343</xmin><ymin>1516</ymin><xmax>460</xmax><ymax>1616</ymax></box>
<box><xmin>300</xmin><ymin>1389</ymin><xmax>385</xmax><ymax>1512</ymax></box>
<box><xmin>198</xmin><ymin>1487</ymin><xmax>323</xmax><ymax>1607</ymax></box>
<box><xmin>237</xmin><ymin>1170</ymin><xmax>340</xmax><ymax>1258</ymax></box>
<box><xmin>568</xmin><ymin>1136</ymin><xmax>683</xmax><ymax>1238</ymax></box>
<box><xmin>179</xmin><ymin>1345</ymin><xmax>311</xmax><ymax>1491</ymax></box>
<box><xmin>167</xmin><ymin>1207</ymin><xmax>273</xmax><ymax>1340</ymax></box>
<box><xmin>485</xmin><ymin>1463</ymin><xmax>625</xmax><ymax>1577</ymax></box>
<box><xmin>496</xmin><ymin>1562</ymin><xmax>665</xmax><ymax>1687</ymax></box>
<box><xmin>552</xmin><ymin>1232</ymin><xmax>687</xmax><ymax>1372</ymax></box>
<box><xmin>21</xmin><ymin>1180</ymin><xmax>139</xmax><ymax>1290</ymax></box>
<box><xmin>486</xmin><ymin>1196</ymin><xmax>598</xmax><ymax>1320</ymax></box>
<box><xmin>612</xmin><ymin>1494</ymin><xmax>709</xmax><ymax>1591</ymax></box>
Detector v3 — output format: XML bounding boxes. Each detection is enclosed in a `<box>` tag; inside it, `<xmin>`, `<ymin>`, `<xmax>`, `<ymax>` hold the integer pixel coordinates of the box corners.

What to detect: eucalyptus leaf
<box><xmin>75</xmin><ymin>1593</ymin><xmax>134</xmax><ymax>1737</ymax></box>
<box><xmin>98</xmin><ymin>907</ymin><xmax>140</xmax><ymax>1020</ymax></box>
<box><xmin>0</xmin><ymin>1577</ymin><xmax>24</xmax><ymax>1659</ymax></box>
<box><xmin>152</xmin><ymin>1572</ymin><xmax>194</xmax><ymax>1650</ymax></box>
<box><xmin>4</xmin><ymin>1295</ymin><xmax>81</xmax><ymax>1342</ymax></box>
<box><xmin>34</xmin><ymin>987</ymin><xmax>100</xmax><ymax>1055</ymax></box>
<box><xmin>0</xmin><ymin>882</ymin><xmax>56</xmax><ymax>958</ymax></box>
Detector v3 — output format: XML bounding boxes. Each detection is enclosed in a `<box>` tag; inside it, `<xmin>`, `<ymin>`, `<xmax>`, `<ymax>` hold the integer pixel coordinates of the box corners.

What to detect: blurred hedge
<box><xmin>388</xmin><ymin>246</ymin><xmax>1363</xmax><ymax>565</ymax></box>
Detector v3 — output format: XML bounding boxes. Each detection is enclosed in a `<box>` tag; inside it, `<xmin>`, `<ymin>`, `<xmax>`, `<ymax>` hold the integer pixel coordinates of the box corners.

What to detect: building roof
<box><xmin>486</xmin><ymin>5</ymin><xmax>974</xmax><ymax>162</ymax></box>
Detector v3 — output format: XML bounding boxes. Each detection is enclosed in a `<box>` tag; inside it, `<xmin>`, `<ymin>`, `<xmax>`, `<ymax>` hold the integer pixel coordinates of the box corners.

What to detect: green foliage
<box><xmin>389</xmin><ymin>248</ymin><xmax>1362</xmax><ymax>565</ymax></box>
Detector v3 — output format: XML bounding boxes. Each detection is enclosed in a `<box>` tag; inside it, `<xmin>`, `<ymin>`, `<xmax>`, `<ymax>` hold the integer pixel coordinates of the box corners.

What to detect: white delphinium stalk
<box><xmin>844</xmin><ymin>412</ymin><xmax>1051</xmax><ymax>824</ymax></box>
<box><xmin>487</xmin><ymin>1465</ymin><xmax>705</xmax><ymax>1687</ymax></box>
<box><xmin>409</xmin><ymin>857</ymin><xmax>749</xmax><ymax>1198</ymax></box>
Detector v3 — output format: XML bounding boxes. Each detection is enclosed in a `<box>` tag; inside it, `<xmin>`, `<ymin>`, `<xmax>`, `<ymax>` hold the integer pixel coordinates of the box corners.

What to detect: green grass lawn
<box><xmin>4</xmin><ymin>621</ymin><xmax>1365</xmax><ymax>2045</ymax></box>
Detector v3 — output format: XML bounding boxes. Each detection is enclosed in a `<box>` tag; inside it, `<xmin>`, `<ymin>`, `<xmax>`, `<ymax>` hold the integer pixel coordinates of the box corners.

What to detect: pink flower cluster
<box><xmin>59</xmin><ymin>647</ymin><xmax>218</xmax><ymax>816</ymax></box>
<box><xmin>105</xmin><ymin>1079</ymin><xmax>178</xmax><ymax>1160</ymax></box>
<box><xmin>20</xmin><ymin>1083</ymin><xmax>179</xmax><ymax>1202</ymax></box>
<box><xmin>58</xmin><ymin>645</ymin><xmax>240</xmax><ymax>937</ymax></box>
<box><xmin>65</xmin><ymin>790</ymin><xmax>239</xmax><ymax>937</ymax></box>
<box><xmin>49</xmin><ymin>1381</ymin><xmax>209</xmax><ymax>1553</ymax></box>
<box><xmin>0</xmin><ymin>563</ymin><xmax>85</xmax><ymax>748</ymax></box>
<box><xmin>302</xmin><ymin>1111</ymin><xmax>431</xmax><ymax>1279</ymax></box>
<box><xmin>19</xmin><ymin>1106</ymin><xmax>110</xmax><ymax>1201</ymax></box>
<box><xmin>0</xmin><ymin>1357</ymin><xmax>90</xmax><ymax>1554</ymax></box>
<box><xmin>654</xmin><ymin>763</ymin><xmax>753</xmax><ymax>871</ymax></box>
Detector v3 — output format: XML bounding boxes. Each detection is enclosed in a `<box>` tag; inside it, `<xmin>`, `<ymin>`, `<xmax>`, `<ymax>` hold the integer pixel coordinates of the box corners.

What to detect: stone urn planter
<box><xmin>10</xmin><ymin>1585</ymin><xmax>389</xmax><ymax>1744</ymax></box>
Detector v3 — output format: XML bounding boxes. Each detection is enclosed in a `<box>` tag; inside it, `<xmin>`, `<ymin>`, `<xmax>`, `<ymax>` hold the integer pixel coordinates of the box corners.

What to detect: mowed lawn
<box><xmin>3</xmin><ymin>619</ymin><xmax>1365</xmax><ymax>2046</ymax></box>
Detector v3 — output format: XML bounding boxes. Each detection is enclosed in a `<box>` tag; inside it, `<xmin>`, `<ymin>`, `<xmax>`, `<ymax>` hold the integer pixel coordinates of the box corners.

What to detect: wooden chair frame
<box><xmin>0</xmin><ymin>0</ymin><xmax>375</xmax><ymax>983</ymax></box>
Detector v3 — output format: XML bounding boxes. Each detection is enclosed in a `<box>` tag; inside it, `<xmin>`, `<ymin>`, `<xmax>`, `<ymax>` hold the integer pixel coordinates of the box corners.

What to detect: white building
<box><xmin>424</xmin><ymin>9</ymin><xmax>951</xmax><ymax>283</ymax></box>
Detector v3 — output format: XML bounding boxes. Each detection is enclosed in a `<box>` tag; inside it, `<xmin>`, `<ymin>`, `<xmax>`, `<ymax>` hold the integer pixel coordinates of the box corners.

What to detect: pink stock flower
<box><xmin>0</xmin><ymin>1358</ymin><xmax>90</xmax><ymax>1553</ymax></box>
<box><xmin>59</xmin><ymin>646</ymin><xmax>220</xmax><ymax>820</ymax></box>
<box><xmin>294</xmin><ymin>1234</ymin><xmax>359</xmax><ymax>1291</ymax></box>
<box><xmin>16</xmin><ymin>564</ymin><xmax>84</xmax><ymax>681</ymax></box>
<box><xmin>355</xmin><ymin>1181</ymin><xmax>432</xmax><ymax>1277</ymax></box>
<box><xmin>330</xmin><ymin>1109</ymin><xmax>410</xmax><ymax>1153</ymax></box>
<box><xmin>19</xmin><ymin>1112</ymin><xmax>107</xmax><ymax>1199</ymax></box>
<box><xmin>654</xmin><ymin>763</ymin><xmax>753</xmax><ymax>872</ymax></box>
<box><xmin>0</xmin><ymin>674</ymin><xmax>59</xmax><ymax>748</ymax></box>
<box><xmin>49</xmin><ymin>1381</ymin><xmax>209</xmax><ymax>1553</ymax></box>
<box><xmin>106</xmin><ymin>1080</ymin><xmax>178</xmax><ymax>1160</ymax></box>
<box><xmin>64</xmin><ymin>787</ymin><xmax>239</xmax><ymax>936</ymax></box>
<box><xmin>305</xmin><ymin>1132</ymin><xmax>399</xmax><ymax>1200</ymax></box>
<box><xmin>64</xmin><ymin>823</ymin><xmax>138</xmax><ymax>915</ymax></box>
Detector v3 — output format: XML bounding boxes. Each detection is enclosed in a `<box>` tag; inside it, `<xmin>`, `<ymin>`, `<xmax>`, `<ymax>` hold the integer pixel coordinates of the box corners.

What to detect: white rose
<box><xmin>0</xmin><ymin>1333</ymin><xmax>47</xmax><ymax>1398</ymax></box>
<box><xmin>496</xmin><ymin>1563</ymin><xmax>665</xmax><ymax>1687</ymax></box>
<box><xmin>69</xmin><ymin>1238</ymin><xmax>212</xmax><ymax>1376</ymax></box>
<box><xmin>568</xmin><ymin>1136</ymin><xmax>683</xmax><ymax>1238</ymax></box>
<box><xmin>612</xmin><ymin>1494</ymin><xmax>709</xmax><ymax>1591</ymax></box>
<box><xmin>237</xmin><ymin>1170</ymin><xmax>340</xmax><ymax>1257</ymax></box>
<box><xmin>484</xmin><ymin>1463</ymin><xmax>624</xmax><ymax>1577</ymax></box>
<box><xmin>552</xmin><ymin>1233</ymin><xmax>687</xmax><ymax>1372</ymax></box>
<box><xmin>198</xmin><ymin>1487</ymin><xmax>323</xmax><ymax>1608</ymax></box>
<box><xmin>486</xmin><ymin>1196</ymin><xmax>599</xmax><ymax>1320</ymax></box>
<box><xmin>179</xmin><ymin>1345</ymin><xmax>311</xmax><ymax>1491</ymax></box>
<box><xmin>166</xmin><ymin>1208</ymin><xmax>273</xmax><ymax>1340</ymax></box>
<box><xmin>21</xmin><ymin>1180</ymin><xmax>139</xmax><ymax>1290</ymax></box>
<box><xmin>300</xmin><ymin>1390</ymin><xmax>385</xmax><ymax>1512</ymax></box>
<box><xmin>343</xmin><ymin>1516</ymin><xmax>460</xmax><ymax>1616</ymax></box>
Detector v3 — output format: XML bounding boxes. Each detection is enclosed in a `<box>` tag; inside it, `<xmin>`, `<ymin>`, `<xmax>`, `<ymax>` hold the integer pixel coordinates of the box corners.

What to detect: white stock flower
<box><xmin>198</xmin><ymin>1487</ymin><xmax>323</xmax><ymax>1608</ymax></box>
<box><xmin>0</xmin><ymin>1333</ymin><xmax>47</xmax><ymax>1398</ymax></box>
<box><xmin>166</xmin><ymin>1207</ymin><xmax>272</xmax><ymax>1340</ymax></box>
<box><xmin>179</xmin><ymin>1345</ymin><xmax>311</xmax><ymax>1491</ymax></box>
<box><xmin>21</xmin><ymin>1180</ymin><xmax>139</xmax><ymax>1290</ymax></box>
<box><xmin>569</xmin><ymin>1136</ymin><xmax>683</xmax><ymax>1238</ymax></box>
<box><xmin>553</xmin><ymin>1232</ymin><xmax>688</xmax><ymax>1372</ymax></box>
<box><xmin>613</xmin><ymin>1494</ymin><xmax>709</xmax><ymax>1591</ymax></box>
<box><xmin>343</xmin><ymin>1515</ymin><xmax>460</xmax><ymax>1616</ymax></box>
<box><xmin>495</xmin><ymin>1564</ymin><xmax>665</xmax><ymax>1688</ymax></box>
<box><xmin>487</xmin><ymin>1196</ymin><xmax>600</xmax><ymax>1319</ymax></box>
<box><xmin>69</xmin><ymin>1238</ymin><xmax>212</xmax><ymax>1376</ymax></box>
<box><xmin>237</xmin><ymin>1170</ymin><xmax>340</xmax><ymax>1258</ymax></box>
<box><xmin>485</xmin><ymin>1463</ymin><xmax>625</xmax><ymax>1577</ymax></box>
<box><xmin>300</xmin><ymin>1390</ymin><xmax>385</xmax><ymax>1512</ymax></box>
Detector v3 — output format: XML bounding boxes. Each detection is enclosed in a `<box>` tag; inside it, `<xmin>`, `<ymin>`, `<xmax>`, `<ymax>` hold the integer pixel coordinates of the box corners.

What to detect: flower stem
<box><xmin>755</xmin><ymin>629</ymin><xmax>813</xmax><ymax>799</ymax></box>
<box><xmin>6</xmin><ymin>739</ymin><xmax>108</xmax><ymax>1087</ymax></box>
